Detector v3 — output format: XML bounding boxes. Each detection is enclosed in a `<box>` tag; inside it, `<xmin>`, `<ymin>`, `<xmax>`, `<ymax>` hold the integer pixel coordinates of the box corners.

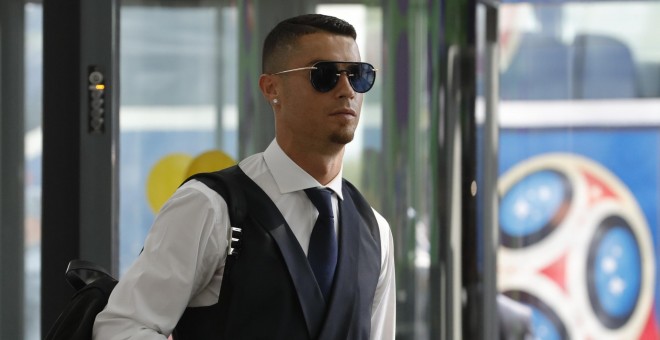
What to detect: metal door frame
<box><xmin>41</xmin><ymin>0</ymin><xmax>119</xmax><ymax>333</ymax></box>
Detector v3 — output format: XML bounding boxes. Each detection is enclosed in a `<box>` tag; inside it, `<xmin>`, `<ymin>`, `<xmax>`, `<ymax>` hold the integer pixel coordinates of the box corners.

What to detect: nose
<box><xmin>334</xmin><ymin>71</ymin><xmax>356</xmax><ymax>98</ymax></box>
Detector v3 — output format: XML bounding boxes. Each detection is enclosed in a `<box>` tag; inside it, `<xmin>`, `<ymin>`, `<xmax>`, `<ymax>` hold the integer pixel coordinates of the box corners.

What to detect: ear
<box><xmin>259</xmin><ymin>74</ymin><xmax>278</xmax><ymax>104</ymax></box>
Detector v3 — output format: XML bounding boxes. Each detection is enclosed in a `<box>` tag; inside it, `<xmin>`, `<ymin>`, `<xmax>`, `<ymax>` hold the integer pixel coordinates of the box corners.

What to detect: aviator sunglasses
<box><xmin>272</xmin><ymin>61</ymin><xmax>377</xmax><ymax>93</ymax></box>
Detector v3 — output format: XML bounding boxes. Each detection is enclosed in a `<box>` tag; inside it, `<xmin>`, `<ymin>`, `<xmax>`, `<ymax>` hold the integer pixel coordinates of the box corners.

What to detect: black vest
<box><xmin>173</xmin><ymin>166</ymin><xmax>381</xmax><ymax>340</ymax></box>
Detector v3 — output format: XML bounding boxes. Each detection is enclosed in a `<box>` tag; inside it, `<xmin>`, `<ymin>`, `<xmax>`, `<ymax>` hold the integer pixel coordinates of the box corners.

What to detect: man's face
<box><xmin>272</xmin><ymin>32</ymin><xmax>364</xmax><ymax>152</ymax></box>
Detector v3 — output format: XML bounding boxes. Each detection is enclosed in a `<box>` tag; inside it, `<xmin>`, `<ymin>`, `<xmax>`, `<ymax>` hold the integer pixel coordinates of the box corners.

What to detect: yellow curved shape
<box><xmin>185</xmin><ymin>149</ymin><xmax>236</xmax><ymax>178</ymax></box>
<box><xmin>145</xmin><ymin>153</ymin><xmax>193</xmax><ymax>213</ymax></box>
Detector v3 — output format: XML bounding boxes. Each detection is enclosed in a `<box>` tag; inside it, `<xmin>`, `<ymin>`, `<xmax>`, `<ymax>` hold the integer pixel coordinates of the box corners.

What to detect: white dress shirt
<box><xmin>93</xmin><ymin>140</ymin><xmax>396</xmax><ymax>339</ymax></box>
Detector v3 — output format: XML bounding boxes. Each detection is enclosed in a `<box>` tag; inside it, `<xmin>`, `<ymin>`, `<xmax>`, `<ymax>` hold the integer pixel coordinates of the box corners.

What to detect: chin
<box><xmin>330</xmin><ymin>131</ymin><xmax>355</xmax><ymax>145</ymax></box>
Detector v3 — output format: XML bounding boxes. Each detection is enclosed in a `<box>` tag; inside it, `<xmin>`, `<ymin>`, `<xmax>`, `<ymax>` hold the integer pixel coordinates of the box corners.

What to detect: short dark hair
<box><xmin>262</xmin><ymin>14</ymin><xmax>357</xmax><ymax>73</ymax></box>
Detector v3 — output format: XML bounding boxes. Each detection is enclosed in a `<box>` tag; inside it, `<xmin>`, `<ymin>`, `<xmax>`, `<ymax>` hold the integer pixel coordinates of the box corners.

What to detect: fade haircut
<box><xmin>262</xmin><ymin>14</ymin><xmax>357</xmax><ymax>74</ymax></box>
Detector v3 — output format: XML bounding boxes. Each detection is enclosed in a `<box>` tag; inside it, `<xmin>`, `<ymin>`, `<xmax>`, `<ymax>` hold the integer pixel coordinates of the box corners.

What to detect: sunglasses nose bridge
<box><xmin>334</xmin><ymin>69</ymin><xmax>355</xmax><ymax>78</ymax></box>
<box><xmin>333</xmin><ymin>71</ymin><xmax>357</xmax><ymax>94</ymax></box>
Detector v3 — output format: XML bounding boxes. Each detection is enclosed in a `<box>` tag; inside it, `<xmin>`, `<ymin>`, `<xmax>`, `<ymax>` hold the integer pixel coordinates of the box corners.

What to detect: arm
<box><xmin>370</xmin><ymin>210</ymin><xmax>396</xmax><ymax>340</ymax></box>
<box><xmin>93</xmin><ymin>181</ymin><xmax>230</xmax><ymax>339</ymax></box>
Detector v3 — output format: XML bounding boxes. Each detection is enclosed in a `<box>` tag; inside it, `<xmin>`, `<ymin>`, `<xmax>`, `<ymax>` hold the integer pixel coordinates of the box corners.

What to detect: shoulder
<box><xmin>177</xmin><ymin>179</ymin><xmax>228</xmax><ymax>205</ymax></box>
<box><xmin>160</xmin><ymin>180</ymin><xmax>232</xmax><ymax>229</ymax></box>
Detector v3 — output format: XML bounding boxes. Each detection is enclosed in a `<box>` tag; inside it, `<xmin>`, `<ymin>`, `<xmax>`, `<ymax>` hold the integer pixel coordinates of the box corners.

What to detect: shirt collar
<box><xmin>264</xmin><ymin>140</ymin><xmax>344</xmax><ymax>200</ymax></box>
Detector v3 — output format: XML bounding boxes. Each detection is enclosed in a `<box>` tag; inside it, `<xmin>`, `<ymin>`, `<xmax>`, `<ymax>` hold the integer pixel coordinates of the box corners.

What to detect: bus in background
<box><xmin>495</xmin><ymin>1</ymin><xmax>660</xmax><ymax>339</ymax></box>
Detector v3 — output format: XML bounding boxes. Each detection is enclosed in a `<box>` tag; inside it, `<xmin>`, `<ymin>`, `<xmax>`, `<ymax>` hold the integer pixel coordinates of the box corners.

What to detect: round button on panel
<box><xmin>89</xmin><ymin>71</ymin><xmax>104</xmax><ymax>84</ymax></box>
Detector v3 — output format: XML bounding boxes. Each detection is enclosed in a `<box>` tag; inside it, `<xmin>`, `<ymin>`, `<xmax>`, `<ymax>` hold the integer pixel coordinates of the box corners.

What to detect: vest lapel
<box><xmin>236</xmin><ymin>171</ymin><xmax>326</xmax><ymax>339</ymax></box>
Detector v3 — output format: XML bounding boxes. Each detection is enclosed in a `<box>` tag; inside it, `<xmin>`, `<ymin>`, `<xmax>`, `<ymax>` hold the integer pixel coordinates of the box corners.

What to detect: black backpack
<box><xmin>44</xmin><ymin>260</ymin><xmax>119</xmax><ymax>340</ymax></box>
<box><xmin>44</xmin><ymin>168</ymin><xmax>245</xmax><ymax>340</ymax></box>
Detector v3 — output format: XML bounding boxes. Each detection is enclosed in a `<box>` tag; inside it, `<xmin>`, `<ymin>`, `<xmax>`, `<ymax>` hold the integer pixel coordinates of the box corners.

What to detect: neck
<box><xmin>277</xmin><ymin>137</ymin><xmax>344</xmax><ymax>185</ymax></box>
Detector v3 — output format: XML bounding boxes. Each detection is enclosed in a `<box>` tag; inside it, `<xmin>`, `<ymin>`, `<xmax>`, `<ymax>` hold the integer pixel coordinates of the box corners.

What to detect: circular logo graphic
<box><xmin>500</xmin><ymin>169</ymin><xmax>572</xmax><ymax>248</ymax></box>
<box><xmin>498</xmin><ymin>153</ymin><xmax>656</xmax><ymax>340</ymax></box>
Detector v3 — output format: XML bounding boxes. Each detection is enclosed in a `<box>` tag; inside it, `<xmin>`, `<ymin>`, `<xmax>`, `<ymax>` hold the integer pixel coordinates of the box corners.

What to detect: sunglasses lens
<box><xmin>310</xmin><ymin>63</ymin><xmax>339</xmax><ymax>93</ymax></box>
<box><xmin>349</xmin><ymin>63</ymin><xmax>376</xmax><ymax>93</ymax></box>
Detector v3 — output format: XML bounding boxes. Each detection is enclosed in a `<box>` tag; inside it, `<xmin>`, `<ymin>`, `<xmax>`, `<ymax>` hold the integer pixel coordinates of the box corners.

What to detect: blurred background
<box><xmin>1</xmin><ymin>0</ymin><xmax>658</xmax><ymax>339</ymax></box>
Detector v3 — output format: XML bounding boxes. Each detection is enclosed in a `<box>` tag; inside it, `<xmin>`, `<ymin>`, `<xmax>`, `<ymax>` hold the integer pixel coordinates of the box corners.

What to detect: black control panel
<box><xmin>88</xmin><ymin>66</ymin><xmax>105</xmax><ymax>133</ymax></box>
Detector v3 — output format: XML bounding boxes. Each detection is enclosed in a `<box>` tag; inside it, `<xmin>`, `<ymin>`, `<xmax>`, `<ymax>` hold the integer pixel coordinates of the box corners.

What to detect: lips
<box><xmin>330</xmin><ymin>108</ymin><xmax>357</xmax><ymax>117</ymax></box>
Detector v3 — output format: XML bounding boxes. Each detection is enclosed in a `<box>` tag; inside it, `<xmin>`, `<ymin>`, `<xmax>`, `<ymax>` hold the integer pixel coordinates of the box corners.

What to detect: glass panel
<box><xmin>25</xmin><ymin>3</ymin><xmax>43</xmax><ymax>340</ymax></box>
<box><xmin>498</xmin><ymin>1</ymin><xmax>660</xmax><ymax>339</ymax></box>
<box><xmin>119</xmin><ymin>2</ymin><xmax>238</xmax><ymax>274</ymax></box>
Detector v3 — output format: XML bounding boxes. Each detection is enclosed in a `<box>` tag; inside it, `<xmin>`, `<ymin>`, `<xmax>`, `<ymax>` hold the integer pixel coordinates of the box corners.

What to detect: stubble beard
<box><xmin>329</xmin><ymin>125</ymin><xmax>356</xmax><ymax>145</ymax></box>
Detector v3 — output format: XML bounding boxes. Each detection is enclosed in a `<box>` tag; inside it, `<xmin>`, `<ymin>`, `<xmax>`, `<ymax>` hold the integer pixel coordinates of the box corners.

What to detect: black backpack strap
<box><xmin>183</xmin><ymin>165</ymin><xmax>247</xmax><ymax>257</ymax></box>
<box><xmin>183</xmin><ymin>165</ymin><xmax>246</xmax><ymax>231</ymax></box>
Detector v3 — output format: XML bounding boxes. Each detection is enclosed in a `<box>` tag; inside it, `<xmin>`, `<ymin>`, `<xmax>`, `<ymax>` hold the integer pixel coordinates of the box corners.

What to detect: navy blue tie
<box><xmin>304</xmin><ymin>188</ymin><xmax>338</xmax><ymax>301</ymax></box>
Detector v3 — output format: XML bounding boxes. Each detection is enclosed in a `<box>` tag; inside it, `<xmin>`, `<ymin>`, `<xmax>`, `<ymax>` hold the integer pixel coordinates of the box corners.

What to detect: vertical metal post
<box><xmin>436</xmin><ymin>0</ymin><xmax>478</xmax><ymax>339</ymax></box>
<box><xmin>481</xmin><ymin>4</ymin><xmax>500</xmax><ymax>339</ymax></box>
<box><xmin>79</xmin><ymin>0</ymin><xmax>119</xmax><ymax>275</ymax></box>
<box><xmin>0</xmin><ymin>0</ymin><xmax>25</xmax><ymax>338</ymax></box>
<box><xmin>42</xmin><ymin>0</ymin><xmax>82</xmax><ymax>333</ymax></box>
<box><xmin>42</xmin><ymin>0</ymin><xmax>118</xmax><ymax>334</ymax></box>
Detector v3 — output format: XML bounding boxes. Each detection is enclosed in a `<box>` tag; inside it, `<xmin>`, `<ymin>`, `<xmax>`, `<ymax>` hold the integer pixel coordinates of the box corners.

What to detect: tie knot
<box><xmin>304</xmin><ymin>188</ymin><xmax>334</xmax><ymax>219</ymax></box>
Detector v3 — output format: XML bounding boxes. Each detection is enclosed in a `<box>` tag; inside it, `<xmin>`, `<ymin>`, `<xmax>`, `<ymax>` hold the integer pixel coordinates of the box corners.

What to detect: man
<box><xmin>93</xmin><ymin>13</ymin><xmax>395</xmax><ymax>339</ymax></box>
